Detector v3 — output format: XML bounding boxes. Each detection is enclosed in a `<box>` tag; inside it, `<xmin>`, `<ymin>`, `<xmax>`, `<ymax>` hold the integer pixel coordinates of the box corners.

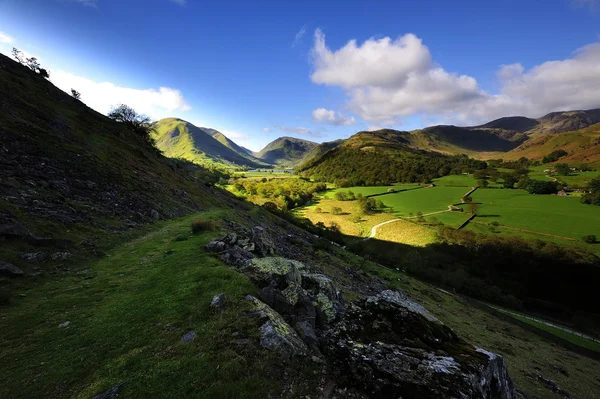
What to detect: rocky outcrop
<box><xmin>206</xmin><ymin>227</ymin><xmax>516</xmax><ymax>398</ymax></box>
<box><xmin>245</xmin><ymin>295</ymin><xmax>308</xmax><ymax>358</ymax></box>
<box><xmin>326</xmin><ymin>290</ymin><xmax>516</xmax><ymax>398</ymax></box>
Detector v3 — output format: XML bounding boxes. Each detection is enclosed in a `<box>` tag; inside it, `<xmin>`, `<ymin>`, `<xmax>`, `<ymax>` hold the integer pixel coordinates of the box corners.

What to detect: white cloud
<box><xmin>311</xmin><ymin>29</ymin><xmax>600</xmax><ymax>125</ymax></box>
<box><xmin>51</xmin><ymin>70</ymin><xmax>191</xmax><ymax>120</ymax></box>
<box><xmin>311</xmin><ymin>108</ymin><xmax>355</xmax><ymax>126</ymax></box>
<box><xmin>292</xmin><ymin>25</ymin><xmax>307</xmax><ymax>48</ymax></box>
<box><xmin>0</xmin><ymin>32</ymin><xmax>14</xmax><ymax>44</ymax></box>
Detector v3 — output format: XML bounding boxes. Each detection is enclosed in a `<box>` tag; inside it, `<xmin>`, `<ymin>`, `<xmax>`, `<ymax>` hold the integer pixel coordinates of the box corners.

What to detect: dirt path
<box><xmin>367</xmin><ymin>187</ymin><xmax>475</xmax><ymax>239</ymax></box>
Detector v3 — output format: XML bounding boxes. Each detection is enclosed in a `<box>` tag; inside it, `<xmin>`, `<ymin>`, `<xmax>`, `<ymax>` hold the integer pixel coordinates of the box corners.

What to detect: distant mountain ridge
<box><xmin>253</xmin><ymin>136</ymin><xmax>317</xmax><ymax>167</ymax></box>
<box><xmin>152</xmin><ymin>118</ymin><xmax>266</xmax><ymax>168</ymax></box>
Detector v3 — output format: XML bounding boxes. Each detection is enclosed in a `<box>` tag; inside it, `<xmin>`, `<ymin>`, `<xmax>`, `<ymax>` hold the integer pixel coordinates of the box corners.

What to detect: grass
<box><xmin>323</xmin><ymin>184</ymin><xmax>422</xmax><ymax>198</ymax></box>
<box><xmin>470</xmin><ymin>188</ymin><xmax>600</xmax><ymax>241</ymax></box>
<box><xmin>0</xmin><ymin>212</ymin><xmax>313</xmax><ymax>399</ymax></box>
<box><xmin>375</xmin><ymin>219</ymin><xmax>437</xmax><ymax>246</ymax></box>
<box><xmin>490</xmin><ymin>307</ymin><xmax>600</xmax><ymax>353</ymax></box>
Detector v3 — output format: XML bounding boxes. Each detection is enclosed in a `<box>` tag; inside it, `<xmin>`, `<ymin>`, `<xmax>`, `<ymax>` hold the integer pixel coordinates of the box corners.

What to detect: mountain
<box><xmin>501</xmin><ymin>122</ymin><xmax>600</xmax><ymax>165</ymax></box>
<box><xmin>152</xmin><ymin>118</ymin><xmax>265</xmax><ymax>168</ymax></box>
<box><xmin>300</xmin><ymin>139</ymin><xmax>344</xmax><ymax>165</ymax></box>
<box><xmin>204</xmin><ymin>128</ymin><xmax>268</xmax><ymax>166</ymax></box>
<box><xmin>254</xmin><ymin>136</ymin><xmax>317</xmax><ymax>166</ymax></box>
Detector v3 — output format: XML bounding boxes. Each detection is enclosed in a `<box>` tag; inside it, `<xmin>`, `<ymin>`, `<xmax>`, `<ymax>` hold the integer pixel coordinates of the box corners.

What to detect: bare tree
<box><xmin>11</xmin><ymin>48</ymin><xmax>24</xmax><ymax>63</ymax></box>
<box><xmin>108</xmin><ymin>104</ymin><xmax>159</xmax><ymax>153</ymax></box>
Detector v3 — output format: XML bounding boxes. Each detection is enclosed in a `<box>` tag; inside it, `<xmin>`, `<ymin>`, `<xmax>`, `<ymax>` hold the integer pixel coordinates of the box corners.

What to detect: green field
<box><xmin>323</xmin><ymin>184</ymin><xmax>422</xmax><ymax>198</ymax></box>
<box><xmin>527</xmin><ymin>165</ymin><xmax>599</xmax><ymax>188</ymax></box>
<box><xmin>470</xmin><ymin>188</ymin><xmax>600</xmax><ymax>241</ymax></box>
<box><xmin>491</xmin><ymin>307</ymin><xmax>600</xmax><ymax>353</ymax></box>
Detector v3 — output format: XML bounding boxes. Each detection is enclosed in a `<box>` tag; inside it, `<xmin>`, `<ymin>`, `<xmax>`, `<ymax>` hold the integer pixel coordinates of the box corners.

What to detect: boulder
<box><xmin>245</xmin><ymin>295</ymin><xmax>308</xmax><ymax>358</ymax></box>
<box><xmin>0</xmin><ymin>261</ymin><xmax>24</xmax><ymax>277</ymax></box>
<box><xmin>247</xmin><ymin>257</ymin><xmax>305</xmax><ymax>288</ymax></box>
<box><xmin>326</xmin><ymin>289</ymin><xmax>516</xmax><ymax>398</ymax></box>
<box><xmin>0</xmin><ymin>223</ymin><xmax>31</xmax><ymax>239</ymax></box>
<box><xmin>205</xmin><ymin>240</ymin><xmax>226</xmax><ymax>252</ymax></box>
<box><xmin>19</xmin><ymin>252</ymin><xmax>48</xmax><ymax>262</ymax></box>
<box><xmin>251</xmin><ymin>226</ymin><xmax>275</xmax><ymax>257</ymax></box>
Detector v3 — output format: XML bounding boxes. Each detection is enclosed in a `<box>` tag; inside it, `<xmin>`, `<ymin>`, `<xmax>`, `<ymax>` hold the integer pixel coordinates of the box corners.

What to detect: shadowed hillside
<box><xmin>254</xmin><ymin>136</ymin><xmax>317</xmax><ymax>166</ymax></box>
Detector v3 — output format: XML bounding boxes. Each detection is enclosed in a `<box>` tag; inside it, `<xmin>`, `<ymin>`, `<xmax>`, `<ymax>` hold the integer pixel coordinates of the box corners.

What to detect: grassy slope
<box><xmin>254</xmin><ymin>137</ymin><xmax>317</xmax><ymax>167</ymax></box>
<box><xmin>152</xmin><ymin>118</ymin><xmax>264</xmax><ymax>168</ymax></box>
<box><xmin>0</xmin><ymin>212</ymin><xmax>314</xmax><ymax>399</ymax></box>
<box><xmin>495</xmin><ymin>123</ymin><xmax>600</xmax><ymax>165</ymax></box>
<box><xmin>0</xmin><ymin>54</ymin><xmax>218</xmax><ymax>276</ymax></box>
<box><xmin>206</xmin><ymin>129</ymin><xmax>269</xmax><ymax>167</ymax></box>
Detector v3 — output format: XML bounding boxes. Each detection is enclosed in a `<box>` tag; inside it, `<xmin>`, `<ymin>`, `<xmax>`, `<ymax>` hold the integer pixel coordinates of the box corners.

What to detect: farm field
<box><xmin>323</xmin><ymin>184</ymin><xmax>423</xmax><ymax>198</ymax></box>
<box><xmin>376</xmin><ymin>186</ymin><xmax>469</xmax><ymax>215</ymax></box>
<box><xmin>470</xmin><ymin>188</ymin><xmax>600</xmax><ymax>241</ymax></box>
<box><xmin>375</xmin><ymin>219</ymin><xmax>437</xmax><ymax>246</ymax></box>
<box><xmin>433</xmin><ymin>174</ymin><xmax>502</xmax><ymax>188</ymax></box>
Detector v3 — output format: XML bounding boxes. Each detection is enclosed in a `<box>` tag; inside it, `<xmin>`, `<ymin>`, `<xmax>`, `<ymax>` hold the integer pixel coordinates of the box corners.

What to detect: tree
<box><xmin>71</xmin><ymin>89</ymin><xmax>81</xmax><ymax>100</ymax></box>
<box><xmin>315</xmin><ymin>207</ymin><xmax>322</xmax><ymax>214</ymax></box>
<box><xmin>331</xmin><ymin>207</ymin><xmax>342</xmax><ymax>215</ymax></box>
<box><xmin>26</xmin><ymin>57</ymin><xmax>41</xmax><ymax>72</ymax></box>
<box><xmin>555</xmin><ymin>163</ymin><xmax>571</xmax><ymax>176</ymax></box>
<box><xmin>467</xmin><ymin>202</ymin><xmax>480</xmax><ymax>215</ymax></box>
<box><xmin>108</xmin><ymin>104</ymin><xmax>157</xmax><ymax>149</ymax></box>
<box><xmin>582</xmin><ymin>235</ymin><xmax>597</xmax><ymax>244</ymax></box>
<box><xmin>502</xmin><ymin>174</ymin><xmax>518</xmax><ymax>189</ymax></box>
<box><xmin>477</xmin><ymin>179</ymin><xmax>489</xmax><ymax>188</ymax></box>
<box><xmin>11</xmin><ymin>47</ymin><xmax>24</xmax><ymax>63</ymax></box>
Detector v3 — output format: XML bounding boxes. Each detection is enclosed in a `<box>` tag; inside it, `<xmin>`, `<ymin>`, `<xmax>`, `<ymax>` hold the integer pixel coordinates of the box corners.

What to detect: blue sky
<box><xmin>1</xmin><ymin>0</ymin><xmax>599</xmax><ymax>150</ymax></box>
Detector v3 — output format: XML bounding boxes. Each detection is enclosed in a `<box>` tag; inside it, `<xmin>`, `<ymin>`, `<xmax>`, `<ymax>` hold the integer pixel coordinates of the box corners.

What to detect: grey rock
<box><xmin>19</xmin><ymin>252</ymin><xmax>48</xmax><ymax>262</ymax></box>
<box><xmin>0</xmin><ymin>261</ymin><xmax>24</xmax><ymax>277</ymax></box>
<box><xmin>58</xmin><ymin>321</ymin><xmax>70</xmax><ymax>328</ymax></box>
<box><xmin>366</xmin><ymin>289</ymin><xmax>439</xmax><ymax>323</ymax></box>
<box><xmin>251</xmin><ymin>226</ymin><xmax>276</xmax><ymax>256</ymax></box>
<box><xmin>224</xmin><ymin>233</ymin><xmax>237</xmax><ymax>245</ymax></box>
<box><xmin>205</xmin><ymin>240</ymin><xmax>226</xmax><ymax>252</ymax></box>
<box><xmin>150</xmin><ymin>209</ymin><xmax>160</xmax><ymax>220</ymax></box>
<box><xmin>326</xmin><ymin>289</ymin><xmax>516</xmax><ymax>398</ymax></box>
<box><xmin>209</xmin><ymin>293</ymin><xmax>227</xmax><ymax>313</ymax></box>
<box><xmin>93</xmin><ymin>382</ymin><xmax>127</xmax><ymax>399</ymax></box>
<box><xmin>245</xmin><ymin>295</ymin><xmax>308</xmax><ymax>358</ymax></box>
<box><xmin>181</xmin><ymin>330</ymin><xmax>196</xmax><ymax>343</ymax></box>
<box><xmin>51</xmin><ymin>252</ymin><xmax>72</xmax><ymax>261</ymax></box>
<box><xmin>248</xmin><ymin>257</ymin><xmax>305</xmax><ymax>287</ymax></box>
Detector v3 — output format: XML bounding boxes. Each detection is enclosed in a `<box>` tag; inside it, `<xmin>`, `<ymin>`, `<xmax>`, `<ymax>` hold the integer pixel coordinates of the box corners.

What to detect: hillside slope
<box><xmin>153</xmin><ymin>118</ymin><xmax>265</xmax><ymax>168</ymax></box>
<box><xmin>205</xmin><ymin>128</ymin><xmax>268</xmax><ymax>166</ymax></box>
<box><xmin>501</xmin><ymin>123</ymin><xmax>600</xmax><ymax>165</ymax></box>
<box><xmin>254</xmin><ymin>137</ymin><xmax>317</xmax><ymax>166</ymax></box>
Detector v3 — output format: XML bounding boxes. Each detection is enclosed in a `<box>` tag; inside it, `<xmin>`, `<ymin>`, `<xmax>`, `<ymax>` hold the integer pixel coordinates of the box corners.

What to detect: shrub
<box><xmin>315</xmin><ymin>207</ymin><xmax>322</xmax><ymax>214</ymax></box>
<box><xmin>582</xmin><ymin>235</ymin><xmax>597</xmax><ymax>244</ymax></box>
<box><xmin>191</xmin><ymin>218</ymin><xmax>218</xmax><ymax>234</ymax></box>
<box><xmin>331</xmin><ymin>207</ymin><xmax>343</xmax><ymax>215</ymax></box>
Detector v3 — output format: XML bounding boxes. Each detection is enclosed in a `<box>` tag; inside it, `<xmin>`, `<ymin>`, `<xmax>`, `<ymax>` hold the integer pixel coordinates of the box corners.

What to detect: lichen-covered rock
<box><xmin>302</xmin><ymin>273</ymin><xmax>337</xmax><ymax>299</ymax></box>
<box><xmin>314</xmin><ymin>292</ymin><xmax>337</xmax><ymax>324</ymax></box>
<box><xmin>326</xmin><ymin>289</ymin><xmax>516</xmax><ymax>399</ymax></box>
<box><xmin>245</xmin><ymin>295</ymin><xmax>308</xmax><ymax>358</ymax></box>
<box><xmin>205</xmin><ymin>240</ymin><xmax>226</xmax><ymax>252</ymax></box>
<box><xmin>0</xmin><ymin>260</ymin><xmax>24</xmax><ymax>277</ymax></box>
<box><xmin>247</xmin><ymin>257</ymin><xmax>305</xmax><ymax>287</ymax></box>
<box><xmin>251</xmin><ymin>226</ymin><xmax>276</xmax><ymax>257</ymax></box>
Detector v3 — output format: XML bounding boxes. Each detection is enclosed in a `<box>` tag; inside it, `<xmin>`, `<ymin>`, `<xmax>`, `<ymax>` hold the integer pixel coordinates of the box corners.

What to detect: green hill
<box><xmin>254</xmin><ymin>136</ymin><xmax>317</xmax><ymax>166</ymax></box>
<box><xmin>204</xmin><ymin>128</ymin><xmax>269</xmax><ymax>166</ymax></box>
<box><xmin>501</xmin><ymin>123</ymin><xmax>600</xmax><ymax>165</ymax></box>
<box><xmin>153</xmin><ymin>118</ymin><xmax>265</xmax><ymax>168</ymax></box>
